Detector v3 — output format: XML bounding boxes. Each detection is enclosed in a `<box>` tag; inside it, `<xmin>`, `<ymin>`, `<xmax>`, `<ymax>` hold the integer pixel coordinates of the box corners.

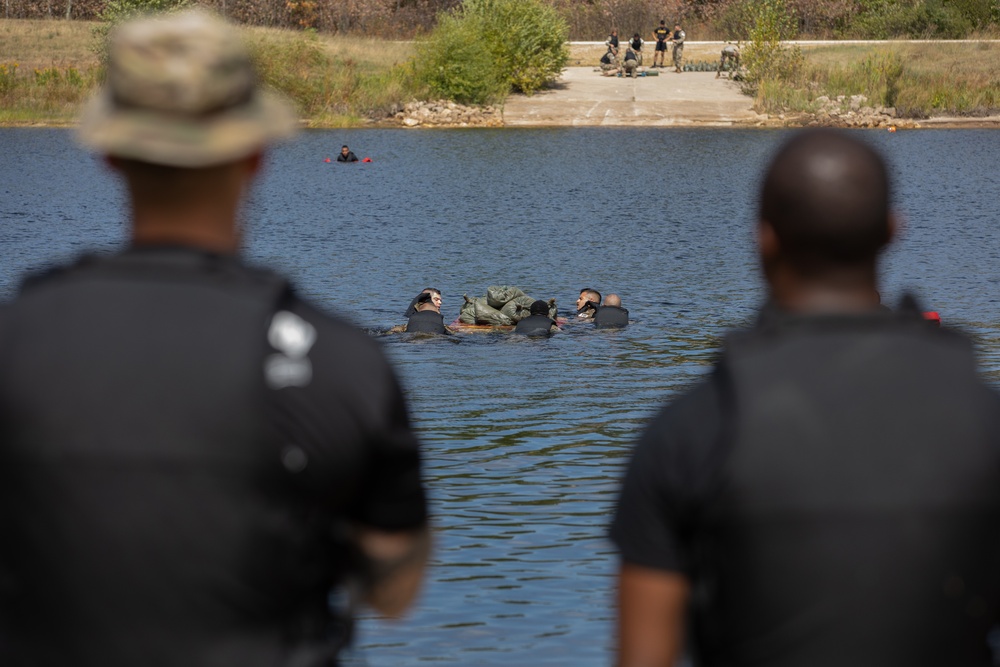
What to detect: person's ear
<box><xmin>757</xmin><ymin>219</ymin><xmax>779</xmax><ymax>261</ymax></box>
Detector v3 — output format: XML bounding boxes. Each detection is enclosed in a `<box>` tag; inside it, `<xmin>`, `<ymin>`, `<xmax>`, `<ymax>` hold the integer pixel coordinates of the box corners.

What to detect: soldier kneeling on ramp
<box><xmin>717</xmin><ymin>43</ymin><xmax>741</xmax><ymax>78</ymax></box>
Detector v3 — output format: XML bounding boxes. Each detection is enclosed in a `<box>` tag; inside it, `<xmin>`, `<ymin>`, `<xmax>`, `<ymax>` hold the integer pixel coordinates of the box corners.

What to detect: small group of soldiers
<box><xmin>600</xmin><ymin>29</ymin><xmax>645</xmax><ymax>77</ymax></box>
<box><xmin>651</xmin><ymin>20</ymin><xmax>685</xmax><ymax>72</ymax></box>
<box><xmin>601</xmin><ymin>21</ymin><xmax>685</xmax><ymax>75</ymax></box>
<box><xmin>602</xmin><ymin>25</ymin><xmax>742</xmax><ymax>79</ymax></box>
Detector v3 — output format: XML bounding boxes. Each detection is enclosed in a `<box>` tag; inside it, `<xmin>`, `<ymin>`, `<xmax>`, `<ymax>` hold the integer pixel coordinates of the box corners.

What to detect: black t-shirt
<box><xmin>611</xmin><ymin>306</ymin><xmax>1000</xmax><ymax>666</ymax></box>
<box><xmin>0</xmin><ymin>247</ymin><xmax>428</xmax><ymax>666</ymax></box>
<box><xmin>654</xmin><ymin>26</ymin><xmax>668</xmax><ymax>42</ymax></box>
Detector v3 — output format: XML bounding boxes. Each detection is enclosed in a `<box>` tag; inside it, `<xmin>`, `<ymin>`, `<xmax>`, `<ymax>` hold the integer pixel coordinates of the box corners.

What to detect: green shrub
<box><xmin>740</xmin><ymin>0</ymin><xmax>802</xmax><ymax>97</ymax></box>
<box><xmin>416</xmin><ymin>0</ymin><xmax>569</xmax><ymax>104</ymax></box>
<box><xmin>414</xmin><ymin>12</ymin><xmax>507</xmax><ymax>105</ymax></box>
<box><xmin>463</xmin><ymin>0</ymin><xmax>569</xmax><ymax>95</ymax></box>
<box><xmin>948</xmin><ymin>0</ymin><xmax>996</xmax><ymax>28</ymax></box>
<box><xmin>249</xmin><ymin>30</ymin><xmax>423</xmax><ymax>123</ymax></box>
<box><xmin>849</xmin><ymin>0</ymin><xmax>972</xmax><ymax>38</ymax></box>
<box><xmin>92</xmin><ymin>0</ymin><xmax>190</xmax><ymax>64</ymax></box>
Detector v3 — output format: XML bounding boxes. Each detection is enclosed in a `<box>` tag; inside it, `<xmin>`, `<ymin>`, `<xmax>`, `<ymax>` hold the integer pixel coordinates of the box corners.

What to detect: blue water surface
<box><xmin>2</xmin><ymin>126</ymin><xmax>999</xmax><ymax>665</ymax></box>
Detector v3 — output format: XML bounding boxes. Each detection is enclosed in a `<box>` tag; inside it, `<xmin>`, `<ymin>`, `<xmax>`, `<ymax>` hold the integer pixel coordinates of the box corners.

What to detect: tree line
<box><xmin>3</xmin><ymin>0</ymin><xmax>996</xmax><ymax>39</ymax></box>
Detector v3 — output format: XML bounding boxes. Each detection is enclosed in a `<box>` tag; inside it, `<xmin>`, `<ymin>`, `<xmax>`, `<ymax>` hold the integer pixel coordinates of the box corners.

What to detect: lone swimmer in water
<box><xmin>337</xmin><ymin>145</ymin><xmax>359</xmax><ymax>163</ymax></box>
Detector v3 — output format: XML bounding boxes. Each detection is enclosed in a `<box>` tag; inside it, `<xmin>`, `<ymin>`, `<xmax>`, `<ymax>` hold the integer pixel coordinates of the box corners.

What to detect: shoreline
<box><xmin>5</xmin><ymin>117</ymin><xmax>1000</xmax><ymax>130</ymax></box>
<box><xmin>4</xmin><ymin>21</ymin><xmax>998</xmax><ymax>130</ymax></box>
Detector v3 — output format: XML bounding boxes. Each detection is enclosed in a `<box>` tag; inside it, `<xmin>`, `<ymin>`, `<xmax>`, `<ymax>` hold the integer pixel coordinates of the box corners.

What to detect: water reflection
<box><xmin>2</xmin><ymin>127</ymin><xmax>1000</xmax><ymax>666</ymax></box>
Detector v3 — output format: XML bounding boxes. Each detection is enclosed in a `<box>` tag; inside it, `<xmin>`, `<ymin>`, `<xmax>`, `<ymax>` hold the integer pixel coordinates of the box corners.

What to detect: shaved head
<box><xmin>604</xmin><ymin>294</ymin><xmax>621</xmax><ymax>307</ymax></box>
<box><xmin>761</xmin><ymin>131</ymin><xmax>891</xmax><ymax>269</ymax></box>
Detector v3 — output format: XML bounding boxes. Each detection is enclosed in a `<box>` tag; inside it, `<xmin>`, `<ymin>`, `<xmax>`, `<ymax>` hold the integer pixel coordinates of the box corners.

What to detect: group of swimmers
<box><xmin>401</xmin><ymin>287</ymin><xmax>630</xmax><ymax>336</ymax></box>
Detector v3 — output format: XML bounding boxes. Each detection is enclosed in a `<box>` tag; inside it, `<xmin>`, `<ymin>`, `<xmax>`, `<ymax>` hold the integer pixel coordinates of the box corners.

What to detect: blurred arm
<box><xmin>616</xmin><ymin>562</ymin><xmax>690</xmax><ymax>667</ymax></box>
<box><xmin>356</xmin><ymin>523</ymin><xmax>431</xmax><ymax>617</ymax></box>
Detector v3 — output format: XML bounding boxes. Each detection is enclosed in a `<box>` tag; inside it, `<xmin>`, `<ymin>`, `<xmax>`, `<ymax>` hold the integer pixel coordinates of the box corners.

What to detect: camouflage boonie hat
<box><xmin>77</xmin><ymin>9</ymin><xmax>297</xmax><ymax>167</ymax></box>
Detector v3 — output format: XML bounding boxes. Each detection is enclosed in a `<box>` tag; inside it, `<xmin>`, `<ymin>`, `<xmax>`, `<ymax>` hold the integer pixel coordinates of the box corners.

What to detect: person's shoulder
<box><xmin>15</xmin><ymin>253</ymin><xmax>100</xmax><ymax>294</ymax></box>
<box><xmin>283</xmin><ymin>294</ymin><xmax>381</xmax><ymax>353</ymax></box>
<box><xmin>644</xmin><ymin>374</ymin><xmax>723</xmax><ymax>443</ymax></box>
<box><xmin>632</xmin><ymin>373</ymin><xmax>728</xmax><ymax>494</ymax></box>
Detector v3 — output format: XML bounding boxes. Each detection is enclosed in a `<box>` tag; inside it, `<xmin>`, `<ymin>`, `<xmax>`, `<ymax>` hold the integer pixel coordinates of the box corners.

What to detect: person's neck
<box><xmin>768</xmin><ymin>264</ymin><xmax>880</xmax><ymax>314</ymax></box>
<box><xmin>130</xmin><ymin>203</ymin><xmax>240</xmax><ymax>255</ymax></box>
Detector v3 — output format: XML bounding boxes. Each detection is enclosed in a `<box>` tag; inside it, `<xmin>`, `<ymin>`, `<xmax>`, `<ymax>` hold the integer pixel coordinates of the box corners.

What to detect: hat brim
<box><xmin>76</xmin><ymin>86</ymin><xmax>299</xmax><ymax>167</ymax></box>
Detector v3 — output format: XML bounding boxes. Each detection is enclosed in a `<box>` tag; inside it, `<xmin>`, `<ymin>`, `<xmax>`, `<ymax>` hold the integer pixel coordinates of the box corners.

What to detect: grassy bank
<box><xmin>0</xmin><ymin>18</ymin><xmax>423</xmax><ymax>126</ymax></box>
<box><xmin>0</xmin><ymin>19</ymin><xmax>99</xmax><ymax>123</ymax></box>
<box><xmin>2</xmin><ymin>18</ymin><xmax>1000</xmax><ymax>126</ymax></box>
<box><xmin>754</xmin><ymin>42</ymin><xmax>1000</xmax><ymax>118</ymax></box>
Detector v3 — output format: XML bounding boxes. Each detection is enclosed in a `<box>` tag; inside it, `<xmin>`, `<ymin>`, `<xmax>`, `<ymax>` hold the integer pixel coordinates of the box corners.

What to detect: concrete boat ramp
<box><xmin>502</xmin><ymin>66</ymin><xmax>763</xmax><ymax>127</ymax></box>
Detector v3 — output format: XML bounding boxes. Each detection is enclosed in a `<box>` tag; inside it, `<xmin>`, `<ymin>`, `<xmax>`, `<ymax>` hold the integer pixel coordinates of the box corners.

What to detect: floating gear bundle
<box><xmin>460</xmin><ymin>286</ymin><xmax>557</xmax><ymax>325</ymax></box>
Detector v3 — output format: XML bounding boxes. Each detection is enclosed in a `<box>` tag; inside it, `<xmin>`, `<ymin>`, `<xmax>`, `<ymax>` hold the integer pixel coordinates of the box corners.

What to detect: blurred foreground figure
<box><xmin>0</xmin><ymin>10</ymin><xmax>428</xmax><ymax>667</ymax></box>
<box><xmin>610</xmin><ymin>130</ymin><xmax>1000</xmax><ymax>667</ymax></box>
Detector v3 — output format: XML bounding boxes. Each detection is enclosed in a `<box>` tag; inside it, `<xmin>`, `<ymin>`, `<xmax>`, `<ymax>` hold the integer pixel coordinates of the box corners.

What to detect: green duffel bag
<box><xmin>459</xmin><ymin>295</ymin><xmax>478</xmax><ymax>324</ymax></box>
<box><xmin>500</xmin><ymin>295</ymin><xmax>537</xmax><ymax>322</ymax></box>
<box><xmin>545</xmin><ymin>298</ymin><xmax>558</xmax><ymax>320</ymax></box>
<box><xmin>486</xmin><ymin>285</ymin><xmax>526</xmax><ymax>310</ymax></box>
<box><xmin>475</xmin><ymin>298</ymin><xmax>513</xmax><ymax>326</ymax></box>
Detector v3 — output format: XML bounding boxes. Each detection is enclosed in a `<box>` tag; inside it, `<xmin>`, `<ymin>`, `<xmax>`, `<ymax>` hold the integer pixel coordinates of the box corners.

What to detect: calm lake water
<box><xmin>2</xmin><ymin>126</ymin><xmax>1000</xmax><ymax>665</ymax></box>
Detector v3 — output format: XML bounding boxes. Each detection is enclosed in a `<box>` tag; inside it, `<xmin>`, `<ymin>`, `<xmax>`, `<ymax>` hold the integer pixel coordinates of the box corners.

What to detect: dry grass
<box><xmin>2</xmin><ymin>19</ymin><xmax>998</xmax><ymax>123</ymax></box>
<box><xmin>242</xmin><ymin>25</ymin><xmax>416</xmax><ymax>68</ymax></box>
<box><xmin>242</xmin><ymin>27</ymin><xmax>423</xmax><ymax>125</ymax></box>
<box><xmin>0</xmin><ymin>18</ymin><xmax>101</xmax><ymax>70</ymax></box>
<box><xmin>0</xmin><ymin>20</ymin><xmax>102</xmax><ymax>123</ymax></box>
<box><xmin>800</xmin><ymin>42</ymin><xmax>1000</xmax><ymax>115</ymax></box>
<box><xmin>0</xmin><ymin>19</ymin><xmax>421</xmax><ymax>125</ymax></box>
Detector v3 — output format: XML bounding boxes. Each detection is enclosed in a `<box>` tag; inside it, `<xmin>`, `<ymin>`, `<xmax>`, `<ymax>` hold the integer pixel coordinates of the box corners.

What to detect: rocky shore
<box><xmin>389</xmin><ymin>100</ymin><xmax>503</xmax><ymax>128</ymax></box>
<box><xmin>795</xmin><ymin>94</ymin><xmax>917</xmax><ymax>129</ymax></box>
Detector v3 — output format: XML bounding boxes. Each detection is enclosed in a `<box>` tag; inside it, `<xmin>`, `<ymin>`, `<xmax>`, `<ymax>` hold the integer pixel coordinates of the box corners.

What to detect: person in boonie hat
<box><xmin>77</xmin><ymin>8</ymin><xmax>297</xmax><ymax>167</ymax></box>
<box><xmin>0</xmin><ymin>9</ymin><xmax>432</xmax><ymax>666</ymax></box>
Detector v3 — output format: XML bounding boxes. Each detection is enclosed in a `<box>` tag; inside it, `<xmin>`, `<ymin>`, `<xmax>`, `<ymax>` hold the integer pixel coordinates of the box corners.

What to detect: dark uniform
<box><xmin>611</xmin><ymin>303</ymin><xmax>1000</xmax><ymax>667</ymax></box>
<box><xmin>593</xmin><ymin>305</ymin><xmax>629</xmax><ymax>328</ymax></box>
<box><xmin>336</xmin><ymin>150</ymin><xmax>358</xmax><ymax>163</ymax></box>
<box><xmin>514</xmin><ymin>314</ymin><xmax>556</xmax><ymax>337</ymax></box>
<box><xmin>622</xmin><ymin>49</ymin><xmax>639</xmax><ymax>77</ymax></box>
<box><xmin>0</xmin><ymin>247</ymin><xmax>428</xmax><ymax>666</ymax></box>
<box><xmin>600</xmin><ymin>48</ymin><xmax>617</xmax><ymax>72</ymax></box>
<box><xmin>654</xmin><ymin>25</ymin><xmax>669</xmax><ymax>53</ymax></box>
<box><xmin>407</xmin><ymin>309</ymin><xmax>446</xmax><ymax>334</ymax></box>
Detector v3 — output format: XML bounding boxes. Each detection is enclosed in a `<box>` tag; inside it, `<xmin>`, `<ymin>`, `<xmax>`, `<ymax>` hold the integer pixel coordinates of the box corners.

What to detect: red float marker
<box><xmin>923</xmin><ymin>311</ymin><xmax>941</xmax><ymax>326</ymax></box>
<box><xmin>323</xmin><ymin>157</ymin><xmax>331</xmax><ymax>163</ymax></box>
<box><xmin>362</xmin><ymin>157</ymin><xmax>372</xmax><ymax>163</ymax></box>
